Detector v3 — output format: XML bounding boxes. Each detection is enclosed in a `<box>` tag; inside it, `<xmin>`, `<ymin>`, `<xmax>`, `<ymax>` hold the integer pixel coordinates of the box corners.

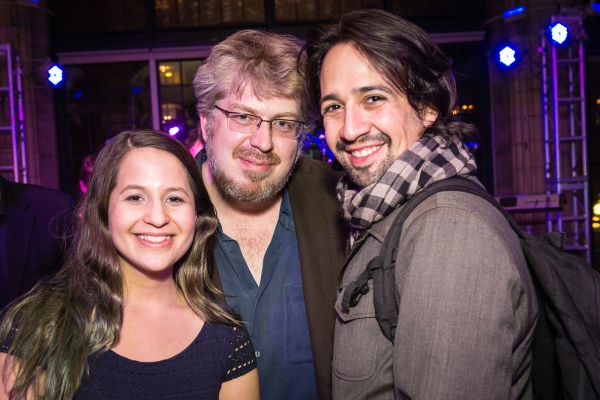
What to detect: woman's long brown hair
<box><xmin>0</xmin><ymin>130</ymin><xmax>238</xmax><ymax>400</ymax></box>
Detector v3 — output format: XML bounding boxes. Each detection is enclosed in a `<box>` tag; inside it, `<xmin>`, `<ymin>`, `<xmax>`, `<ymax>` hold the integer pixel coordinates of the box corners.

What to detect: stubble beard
<box><xmin>335</xmin><ymin>132</ymin><xmax>394</xmax><ymax>188</ymax></box>
<box><xmin>204</xmin><ymin>119</ymin><xmax>294</xmax><ymax>203</ymax></box>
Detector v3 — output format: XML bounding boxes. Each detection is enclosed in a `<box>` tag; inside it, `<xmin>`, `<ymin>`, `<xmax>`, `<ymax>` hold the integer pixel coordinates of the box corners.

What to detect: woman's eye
<box><xmin>166</xmin><ymin>196</ymin><xmax>184</xmax><ymax>204</ymax></box>
<box><xmin>126</xmin><ymin>195</ymin><xmax>143</xmax><ymax>202</ymax></box>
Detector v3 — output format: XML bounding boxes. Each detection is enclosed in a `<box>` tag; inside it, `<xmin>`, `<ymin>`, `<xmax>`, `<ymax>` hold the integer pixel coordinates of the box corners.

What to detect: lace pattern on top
<box><xmin>225</xmin><ymin>326</ymin><xmax>256</xmax><ymax>381</ymax></box>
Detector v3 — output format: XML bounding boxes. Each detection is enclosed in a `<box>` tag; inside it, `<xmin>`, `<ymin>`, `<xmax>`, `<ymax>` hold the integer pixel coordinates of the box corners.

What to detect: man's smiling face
<box><xmin>201</xmin><ymin>83</ymin><xmax>300</xmax><ymax>203</ymax></box>
<box><xmin>319</xmin><ymin>43</ymin><xmax>434</xmax><ymax>187</ymax></box>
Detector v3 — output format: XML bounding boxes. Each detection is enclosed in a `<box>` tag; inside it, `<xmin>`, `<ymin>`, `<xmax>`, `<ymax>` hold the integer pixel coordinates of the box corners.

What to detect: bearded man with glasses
<box><xmin>192</xmin><ymin>30</ymin><xmax>350</xmax><ymax>400</ymax></box>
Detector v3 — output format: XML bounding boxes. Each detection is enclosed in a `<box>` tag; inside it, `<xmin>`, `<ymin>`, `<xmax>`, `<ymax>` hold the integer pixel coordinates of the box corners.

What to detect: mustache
<box><xmin>335</xmin><ymin>133</ymin><xmax>391</xmax><ymax>152</ymax></box>
<box><xmin>233</xmin><ymin>147</ymin><xmax>281</xmax><ymax>165</ymax></box>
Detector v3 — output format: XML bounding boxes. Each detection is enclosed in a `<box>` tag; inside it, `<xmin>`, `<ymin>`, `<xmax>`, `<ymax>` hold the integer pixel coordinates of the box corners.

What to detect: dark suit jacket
<box><xmin>0</xmin><ymin>176</ymin><xmax>74</xmax><ymax>311</ymax></box>
<box><xmin>211</xmin><ymin>157</ymin><xmax>350</xmax><ymax>400</ymax></box>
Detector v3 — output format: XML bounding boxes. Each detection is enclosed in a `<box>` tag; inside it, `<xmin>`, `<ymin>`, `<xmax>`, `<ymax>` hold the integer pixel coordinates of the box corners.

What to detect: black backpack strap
<box><xmin>342</xmin><ymin>176</ymin><xmax>507</xmax><ymax>342</ymax></box>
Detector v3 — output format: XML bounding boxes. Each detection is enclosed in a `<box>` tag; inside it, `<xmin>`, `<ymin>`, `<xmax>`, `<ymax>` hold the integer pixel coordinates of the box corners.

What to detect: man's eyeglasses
<box><xmin>214</xmin><ymin>105</ymin><xmax>305</xmax><ymax>139</ymax></box>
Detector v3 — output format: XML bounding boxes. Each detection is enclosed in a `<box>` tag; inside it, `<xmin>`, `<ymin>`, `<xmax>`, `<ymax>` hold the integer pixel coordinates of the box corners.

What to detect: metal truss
<box><xmin>0</xmin><ymin>43</ymin><xmax>27</xmax><ymax>183</ymax></box>
<box><xmin>541</xmin><ymin>16</ymin><xmax>590</xmax><ymax>263</ymax></box>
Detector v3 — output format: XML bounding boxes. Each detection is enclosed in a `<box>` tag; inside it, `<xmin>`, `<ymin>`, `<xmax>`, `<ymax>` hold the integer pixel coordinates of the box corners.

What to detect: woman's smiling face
<box><xmin>108</xmin><ymin>147</ymin><xmax>196</xmax><ymax>280</ymax></box>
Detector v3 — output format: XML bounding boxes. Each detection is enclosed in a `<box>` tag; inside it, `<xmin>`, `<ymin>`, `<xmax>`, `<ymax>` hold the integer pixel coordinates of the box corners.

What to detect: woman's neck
<box><xmin>122</xmin><ymin>266</ymin><xmax>183</xmax><ymax>308</ymax></box>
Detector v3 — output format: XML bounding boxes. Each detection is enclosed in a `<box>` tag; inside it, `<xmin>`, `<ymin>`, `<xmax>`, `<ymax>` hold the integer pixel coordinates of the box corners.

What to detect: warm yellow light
<box><xmin>159</xmin><ymin>66</ymin><xmax>166</xmax><ymax>73</ymax></box>
<box><xmin>594</xmin><ymin>200</ymin><xmax>600</xmax><ymax>216</ymax></box>
<box><xmin>462</xmin><ymin>105</ymin><xmax>467</xmax><ymax>110</ymax></box>
<box><xmin>468</xmin><ymin>105</ymin><xmax>473</xmax><ymax>110</ymax></box>
<box><xmin>593</xmin><ymin>222</ymin><xmax>600</xmax><ymax>230</ymax></box>
<box><xmin>165</xmin><ymin>72</ymin><xmax>173</xmax><ymax>77</ymax></box>
<box><xmin>593</xmin><ymin>216</ymin><xmax>600</xmax><ymax>222</ymax></box>
<box><xmin>596</xmin><ymin>98</ymin><xmax>600</xmax><ymax>105</ymax></box>
<box><xmin>452</xmin><ymin>110</ymin><xmax>458</xmax><ymax>115</ymax></box>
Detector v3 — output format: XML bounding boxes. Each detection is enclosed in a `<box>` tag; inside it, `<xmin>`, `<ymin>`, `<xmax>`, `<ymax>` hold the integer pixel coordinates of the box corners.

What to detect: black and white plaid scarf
<box><xmin>337</xmin><ymin>135</ymin><xmax>477</xmax><ymax>229</ymax></box>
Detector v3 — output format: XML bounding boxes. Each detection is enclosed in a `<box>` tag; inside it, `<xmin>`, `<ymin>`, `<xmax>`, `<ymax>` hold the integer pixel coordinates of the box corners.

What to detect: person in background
<box><xmin>78</xmin><ymin>153</ymin><xmax>97</xmax><ymax>195</ymax></box>
<box><xmin>304</xmin><ymin>9</ymin><xmax>537</xmax><ymax>399</ymax></box>
<box><xmin>1</xmin><ymin>130</ymin><xmax>259</xmax><ymax>400</ymax></box>
<box><xmin>0</xmin><ymin>175</ymin><xmax>73</xmax><ymax>312</ymax></box>
<box><xmin>185</xmin><ymin>127</ymin><xmax>204</xmax><ymax>158</ymax></box>
<box><xmin>193</xmin><ymin>30</ymin><xmax>350</xmax><ymax>400</ymax></box>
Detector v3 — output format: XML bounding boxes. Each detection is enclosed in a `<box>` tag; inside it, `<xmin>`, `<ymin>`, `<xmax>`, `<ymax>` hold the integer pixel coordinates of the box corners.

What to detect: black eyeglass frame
<box><xmin>213</xmin><ymin>105</ymin><xmax>305</xmax><ymax>138</ymax></box>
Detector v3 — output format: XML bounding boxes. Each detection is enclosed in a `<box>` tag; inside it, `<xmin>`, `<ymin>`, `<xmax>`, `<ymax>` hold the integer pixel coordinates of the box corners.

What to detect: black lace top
<box><xmin>2</xmin><ymin>322</ymin><xmax>256</xmax><ymax>400</ymax></box>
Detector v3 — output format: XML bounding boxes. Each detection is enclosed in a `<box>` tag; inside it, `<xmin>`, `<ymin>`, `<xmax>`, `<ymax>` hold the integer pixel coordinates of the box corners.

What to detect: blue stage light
<box><xmin>47</xmin><ymin>65</ymin><xmax>64</xmax><ymax>86</ymax></box>
<box><xmin>503</xmin><ymin>6</ymin><xmax>525</xmax><ymax>19</ymax></box>
<box><xmin>548</xmin><ymin>22</ymin><xmax>569</xmax><ymax>46</ymax></box>
<box><xmin>495</xmin><ymin>42</ymin><xmax>521</xmax><ymax>70</ymax></box>
<box><xmin>592</xmin><ymin>3</ymin><xmax>600</xmax><ymax>12</ymax></box>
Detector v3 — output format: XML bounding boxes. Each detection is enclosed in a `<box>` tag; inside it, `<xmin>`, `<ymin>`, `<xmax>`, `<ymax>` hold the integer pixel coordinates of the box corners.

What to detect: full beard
<box><xmin>205</xmin><ymin>124</ymin><xmax>292</xmax><ymax>203</ymax></box>
<box><xmin>335</xmin><ymin>132</ymin><xmax>394</xmax><ymax>188</ymax></box>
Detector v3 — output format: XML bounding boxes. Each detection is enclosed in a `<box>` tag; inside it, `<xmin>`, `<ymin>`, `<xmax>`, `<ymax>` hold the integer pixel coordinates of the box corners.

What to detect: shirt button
<box><xmin>255</xmin><ymin>351</ymin><xmax>260</xmax><ymax>358</ymax></box>
<box><xmin>231</xmin><ymin>249</ymin><xmax>237</xmax><ymax>255</ymax></box>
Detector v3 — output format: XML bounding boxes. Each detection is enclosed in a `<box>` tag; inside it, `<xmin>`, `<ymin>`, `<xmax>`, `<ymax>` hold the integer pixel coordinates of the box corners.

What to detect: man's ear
<box><xmin>421</xmin><ymin>107</ymin><xmax>438</xmax><ymax>128</ymax></box>
<box><xmin>199</xmin><ymin>113</ymin><xmax>209</xmax><ymax>143</ymax></box>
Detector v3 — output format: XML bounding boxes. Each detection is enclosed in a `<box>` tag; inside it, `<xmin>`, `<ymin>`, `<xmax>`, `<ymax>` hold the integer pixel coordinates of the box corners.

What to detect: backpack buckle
<box><xmin>349</xmin><ymin>282</ymin><xmax>370</xmax><ymax>307</ymax></box>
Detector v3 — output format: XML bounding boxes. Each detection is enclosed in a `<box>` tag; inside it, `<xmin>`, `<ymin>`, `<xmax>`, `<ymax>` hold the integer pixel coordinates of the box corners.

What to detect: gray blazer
<box><xmin>333</xmin><ymin>190</ymin><xmax>538</xmax><ymax>399</ymax></box>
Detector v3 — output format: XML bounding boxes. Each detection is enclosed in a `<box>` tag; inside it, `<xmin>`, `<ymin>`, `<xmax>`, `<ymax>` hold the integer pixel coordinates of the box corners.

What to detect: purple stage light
<box><xmin>168</xmin><ymin>126</ymin><xmax>180</xmax><ymax>136</ymax></box>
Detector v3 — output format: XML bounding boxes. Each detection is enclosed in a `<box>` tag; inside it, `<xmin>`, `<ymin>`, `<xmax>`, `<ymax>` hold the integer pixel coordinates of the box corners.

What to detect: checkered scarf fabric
<box><xmin>337</xmin><ymin>135</ymin><xmax>477</xmax><ymax>229</ymax></box>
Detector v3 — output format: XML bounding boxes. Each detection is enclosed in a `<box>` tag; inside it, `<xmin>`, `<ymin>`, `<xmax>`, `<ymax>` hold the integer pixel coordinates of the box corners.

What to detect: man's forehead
<box><xmin>225</xmin><ymin>84</ymin><xmax>300</xmax><ymax>114</ymax></box>
<box><xmin>320</xmin><ymin>43</ymin><xmax>402</xmax><ymax>101</ymax></box>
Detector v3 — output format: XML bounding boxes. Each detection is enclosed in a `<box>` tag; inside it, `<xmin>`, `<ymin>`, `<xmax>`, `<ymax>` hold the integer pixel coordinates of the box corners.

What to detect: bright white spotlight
<box><xmin>47</xmin><ymin>65</ymin><xmax>64</xmax><ymax>86</ymax></box>
<box><xmin>549</xmin><ymin>22</ymin><xmax>569</xmax><ymax>46</ymax></box>
<box><xmin>495</xmin><ymin>42</ymin><xmax>521</xmax><ymax>71</ymax></box>
<box><xmin>499</xmin><ymin>46</ymin><xmax>516</xmax><ymax>67</ymax></box>
<box><xmin>168</xmin><ymin>126</ymin><xmax>180</xmax><ymax>136</ymax></box>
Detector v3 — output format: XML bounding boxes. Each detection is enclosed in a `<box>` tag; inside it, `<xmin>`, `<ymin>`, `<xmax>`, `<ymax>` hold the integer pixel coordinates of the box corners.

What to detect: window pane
<box><xmin>275</xmin><ymin>0</ymin><xmax>383</xmax><ymax>22</ymax></box>
<box><xmin>60</xmin><ymin>0</ymin><xmax>145</xmax><ymax>33</ymax></box>
<box><xmin>178</xmin><ymin>0</ymin><xmax>200</xmax><ymax>27</ymax></box>
<box><xmin>182</xmin><ymin>60</ymin><xmax>202</xmax><ymax>85</ymax></box>
<box><xmin>63</xmin><ymin>62</ymin><xmax>151</xmax><ymax>193</ymax></box>
<box><xmin>156</xmin><ymin>0</ymin><xmax>178</xmax><ymax>28</ymax></box>
<box><xmin>318</xmin><ymin>0</ymin><xmax>340</xmax><ymax>20</ymax></box>
<box><xmin>199</xmin><ymin>0</ymin><xmax>222</xmax><ymax>26</ymax></box>
<box><xmin>297</xmin><ymin>0</ymin><xmax>318</xmax><ymax>21</ymax></box>
<box><xmin>158</xmin><ymin>59</ymin><xmax>203</xmax><ymax>142</ymax></box>
<box><xmin>159</xmin><ymin>0</ymin><xmax>265</xmax><ymax>27</ymax></box>
<box><xmin>221</xmin><ymin>0</ymin><xmax>244</xmax><ymax>23</ymax></box>
<box><xmin>158</xmin><ymin>62</ymin><xmax>181</xmax><ymax>85</ymax></box>
<box><xmin>275</xmin><ymin>0</ymin><xmax>297</xmax><ymax>22</ymax></box>
<box><xmin>244</xmin><ymin>0</ymin><xmax>265</xmax><ymax>22</ymax></box>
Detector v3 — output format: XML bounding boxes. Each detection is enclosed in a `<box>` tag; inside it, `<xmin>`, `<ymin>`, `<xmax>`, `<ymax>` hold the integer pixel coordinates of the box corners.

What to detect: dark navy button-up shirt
<box><xmin>213</xmin><ymin>189</ymin><xmax>318</xmax><ymax>400</ymax></box>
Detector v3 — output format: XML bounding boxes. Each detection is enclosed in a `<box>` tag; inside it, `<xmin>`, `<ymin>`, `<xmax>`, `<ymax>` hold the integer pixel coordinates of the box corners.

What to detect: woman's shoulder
<box><xmin>200</xmin><ymin>321</ymin><xmax>251</xmax><ymax>349</ymax></box>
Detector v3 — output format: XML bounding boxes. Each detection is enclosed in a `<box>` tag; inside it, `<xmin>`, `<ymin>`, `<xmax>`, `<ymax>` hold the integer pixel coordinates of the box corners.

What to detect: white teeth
<box><xmin>137</xmin><ymin>235</ymin><xmax>171</xmax><ymax>243</ymax></box>
<box><xmin>351</xmin><ymin>145</ymin><xmax>381</xmax><ymax>158</ymax></box>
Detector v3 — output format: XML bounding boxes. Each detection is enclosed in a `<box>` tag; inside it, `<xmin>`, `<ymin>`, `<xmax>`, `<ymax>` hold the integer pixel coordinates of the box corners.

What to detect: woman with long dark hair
<box><xmin>0</xmin><ymin>130</ymin><xmax>259</xmax><ymax>400</ymax></box>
